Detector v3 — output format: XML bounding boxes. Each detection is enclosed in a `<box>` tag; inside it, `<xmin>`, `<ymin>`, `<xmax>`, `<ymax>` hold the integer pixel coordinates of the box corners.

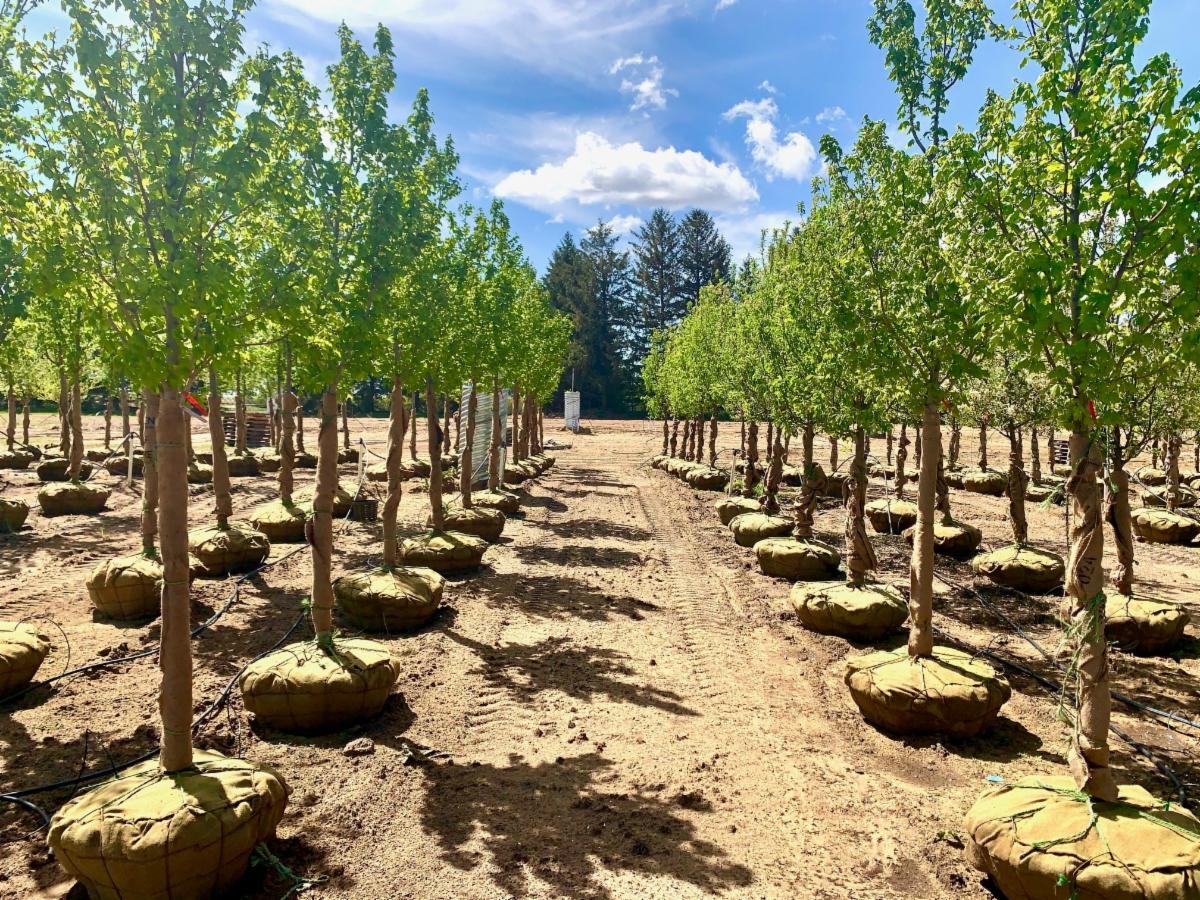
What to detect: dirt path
<box><xmin>2</xmin><ymin>418</ymin><xmax>1197</xmax><ymax>899</ymax></box>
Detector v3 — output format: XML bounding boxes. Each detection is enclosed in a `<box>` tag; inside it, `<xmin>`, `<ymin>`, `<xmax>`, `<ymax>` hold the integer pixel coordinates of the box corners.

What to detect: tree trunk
<box><xmin>208</xmin><ymin>367</ymin><xmax>233</xmax><ymax>529</ymax></box>
<box><xmin>382</xmin><ymin>377</ymin><xmax>407</xmax><ymax>569</ymax></box>
<box><xmin>156</xmin><ymin>383</ymin><xmax>193</xmax><ymax>773</ymax></box>
<box><xmin>410</xmin><ymin>392</ymin><xmax>419</xmax><ymax>460</ymax></box>
<box><xmin>1166</xmin><ymin>433</ymin><xmax>1182</xmax><ymax>511</ymax></box>
<box><xmin>487</xmin><ymin>380</ymin><xmax>502</xmax><ymax>490</ymax></box>
<box><xmin>295</xmin><ymin>400</ymin><xmax>306</xmax><ymax>454</ymax></box>
<box><xmin>894</xmin><ymin>423</ymin><xmax>909</xmax><ymax>500</ymax></box>
<box><xmin>935</xmin><ymin>450</ymin><xmax>952</xmax><ymax>525</ymax></box>
<box><xmin>120</xmin><ymin>386</ymin><xmax>131</xmax><ymax>445</ymax></box>
<box><xmin>1152</xmin><ymin>435</ymin><xmax>1160</xmax><ymax>469</ymax></box>
<box><xmin>708</xmin><ymin>414</ymin><xmax>718</xmax><ymax>466</ymax></box>
<box><xmin>341</xmin><ymin>398</ymin><xmax>351</xmax><ymax>450</ymax></box>
<box><xmin>763</xmin><ymin>427</ymin><xmax>784</xmax><ymax>514</ymax></box>
<box><xmin>141</xmin><ymin>390</ymin><xmax>159</xmax><ymax>555</ymax></box>
<box><xmin>828</xmin><ymin>434</ymin><xmax>838</xmax><ymax>470</ymax></box>
<box><xmin>1062</xmin><ymin>422</ymin><xmax>1117</xmax><ymax>801</ymax></box>
<box><xmin>844</xmin><ymin>426</ymin><xmax>875</xmax><ymax>588</ymax></box>
<box><xmin>949</xmin><ymin>419</ymin><xmax>961</xmax><ymax>469</ymax></box>
<box><xmin>183</xmin><ymin>409</ymin><xmax>193</xmax><ymax>463</ymax></box>
<box><xmin>103</xmin><ymin>396</ymin><xmax>112</xmax><ymax>450</ymax></box>
<box><xmin>443</xmin><ymin>395</ymin><xmax>452</xmax><ymax>456</ymax></box>
<box><xmin>68</xmin><ymin>374</ymin><xmax>84</xmax><ymax>481</ymax></box>
<box><xmin>739</xmin><ymin>416</ymin><xmax>745</xmax><ymax>461</ymax></box>
<box><xmin>669</xmin><ymin>419</ymin><xmax>679</xmax><ymax>457</ymax></box>
<box><xmin>743</xmin><ymin>420</ymin><xmax>759</xmax><ymax>498</ymax></box>
<box><xmin>886</xmin><ymin>427</ymin><xmax>893</xmax><ymax>465</ymax></box>
<box><xmin>21</xmin><ymin>395</ymin><xmax>30</xmax><ymax>446</ymax></box>
<box><xmin>908</xmin><ymin>403</ymin><xmax>940</xmax><ymax>658</ymax></box>
<box><xmin>1046</xmin><ymin>428</ymin><xmax>1056</xmax><ymax>472</ymax></box>
<box><xmin>460</xmin><ymin>381</ymin><xmax>478</xmax><ymax>508</ymax></box>
<box><xmin>235</xmin><ymin>369</ymin><xmax>248</xmax><ymax>455</ymax></box>
<box><xmin>914</xmin><ymin>426</ymin><xmax>922</xmax><ymax>468</ymax></box>
<box><xmin>802</xmin><ymin>423</ymin><xmax>814</xmax><ymax>468</ymax></box>
<box><xmin>1030</xmin><ymin>427</ymin><xmax>1042</xmax><ymax>484</ymax></box>
<box><xmin>309</xmin><ymin>386</ymin><xmax>339</xmax><ymax>642</ymax></box>
<box><xmin>978</xmin><ymin>421</ymin><xmax>988</xmax><ymax>469</ymax></box>
<box><xmin>278</xmin><ymin>377</ymin><xmax>297</xmax><ymax>506</ymax></box>
<box><xmin>510</xmin><ymin>386</ymin><xmax>521</xmax><ymax>464</ymax></box>
<box><xmin>1007</xmin><ymin>428</ymin><xmax>1028</xmax><ymax>545</ymax></box>
<box><xmin>58</xmin><ymin>368</ymin><xmax>70</xmax><ymax>455</ymax></box>
<box><xmin>765</xmin><ymin>420</ymin><xmax>774</xmax><ymax>466</ymax></box>
<box><xmin>661</xmin><ymin>418</ymin><xmax>669</xmax><ymax>456</ymax></box>
<box><xmin>427</xmin><ymin>379</ymin><xmax>445</xmax><ymax>531</ymax></box>
<box><xmin>1105</xmin><ymin>426</ymin><xmax>1134</xmax><ymax>598</ymax></box>
<box><xmin>5</xmin><ymin>386</ymin><xmax>15</xmax><ymax>450</ymax></box>
<box><xmin>681</xmin><ymin>419</ymin><xmax>692</xmax><ymax>461</ymax></box>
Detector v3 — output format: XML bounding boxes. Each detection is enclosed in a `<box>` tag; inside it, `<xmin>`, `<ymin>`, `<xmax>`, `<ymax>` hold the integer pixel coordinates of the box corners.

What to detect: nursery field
<box><xmin>2</xmin><ymin>415</ymin><xmax>1196</xmax><ymax>899</ymax></box>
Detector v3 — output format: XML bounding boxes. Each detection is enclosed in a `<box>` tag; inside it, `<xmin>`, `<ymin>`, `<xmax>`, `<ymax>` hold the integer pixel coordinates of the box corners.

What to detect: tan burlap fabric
<box><xmin>432</xmin><ymin>506</ymin><xmax>506</xmax><ymax>542</ymax></box>
<box><xmin>1131</xmin><ymin>507</ymin><xmax>1200</xmax><ymax>544</ymax></box>
<box><xmin>86</xmin><ymin>554</ymin><xmax>163</xmax><ymax>620</ymax></box>
<box><xmin>471</xmin><ymin>489</ymin><xmax>521</xmax><ymax>515</ymax></box>
<box><xmin>249</xmin><ymin>500</ymin><xmax>307</xmax><ymax>543</ymax></box>
<box><xmin>865</xmin><ymin>498</ymin><xmax>918</xmax><ymax>534</ymax></box>
<box><xmin>845</xmin><ymin>646</ymin><xmax>1010</xmax><ymax>736</ymax></box>
<box><xmin>36</xmin><ymin>458</ymin><xmax>94</xmax><ymax>482</ymax></box>
<box><xmin>0</xmin><ymin>496</ymin><xmax>30</xmax><ymax>532</ymax></box>
<box><xmin>188</xmin><ymin>523</ymin><xmax>270</xmax><ymax>576</ymax></box>
<box><xmin>335</xmin><ymin>566</ymin><xmax>444</xmax><ymax>632</ymax></box>
<box><xmin>790</xmin><ymin>582</ymin><xmax>907</xmax><ymax>639</ymax></box>
<box><xmin>685</xmin><ymin>466</ymin><xmax>729</xmax><ymax>491</ymax></box>
<box><xmin>1104</xmin><ymin>594</ymin><xmax>1190</xmax><ymax>654</ymax></box>
<box><xmin>48</xmin><ymin>751</ymin><xmax>288</xmax><ymax>900</ymax></box>
<box><xmin>38</xmin><ymin>482</ymin><xmax>110</xmax><ymax>517</ymax></box>
<box><xmin>971</xmin><ymin>545</ymin><xmax>1065</xmax><ymax>593</ymax></box>
<box><xmin>755</xmin><ymin>537</ymin><xmax>840</xmax><ymax>580</ymax></box>
<box><xmin>962</xmin><ymin>468</ymin><xmax>1008</xmax><ymax>497</ymax></box>
<box><xmin>240</xmin><ymin>638</ymin><xmax>400</xmax><ymax>732</ymax></box>
<box><xmin>903</xmin><ymin>519</ymin><xmax>982</xmax><ymax>557</ymax></box>
<box><xmin>399</xmin><ymin>530</ymin><xmax>488</xmax><ymax>573</ymax></box>
<box><xmin>729</xmin><ymin>512</ymin><xmax>793</xmax><ymax>548</ymax></box>
<box><xmin>965</xmin><ymin>775</ymin><xmax>1200</xmax><ymax>900</ymax></box>
<box><xmin>0</xmin><ymin>621</ymin><xmax>50</xmax><ymax>696</ymax></box>
<box><xmin>715</xmin><ymin>497</ymin><xmax>761</xmax><ymax>526</ymax></box>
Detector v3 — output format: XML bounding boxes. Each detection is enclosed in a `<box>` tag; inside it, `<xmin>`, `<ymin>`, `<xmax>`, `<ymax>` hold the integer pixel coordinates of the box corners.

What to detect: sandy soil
<box><xmin>1</xmin><ymin>415</ymin><xmax>1197</xmax><ymax>899</ymax></box>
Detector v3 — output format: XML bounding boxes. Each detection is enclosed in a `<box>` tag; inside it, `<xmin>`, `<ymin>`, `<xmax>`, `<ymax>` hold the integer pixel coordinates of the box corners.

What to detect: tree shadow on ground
<box><xmin>522</xmin><ymin>517</ymin><xmax>652</xmax><ymax>543</ymax></box>
<box><xmin>439</xmin><ymin>630</ymin><xmax>696</xmax><ymax>718</ymax></box>
<box><xmin>419</xmin><ymin>751</ymin><xmax>753</xmax><ymax>899</ymax></box>
<box><xmin>510</xmin><ymin>544</ymin><xmax>644</xmax><ymax>570</ymax></box>
<box><xmin>470</xmin><ymin>571</ymin><xmax>660</xmax><ymax>625</ymax></box>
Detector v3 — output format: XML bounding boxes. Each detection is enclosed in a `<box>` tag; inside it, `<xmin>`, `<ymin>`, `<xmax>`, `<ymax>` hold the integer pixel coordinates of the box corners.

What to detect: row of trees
<box><xmin>646</xmin><ymin>0</ymin><xmax>1200</xmax><ymax>857</ymax></box>
<box><xmin>544</xmin><ymin>208</ymin><xmax>732</xmax><ymax>415</ymax></box>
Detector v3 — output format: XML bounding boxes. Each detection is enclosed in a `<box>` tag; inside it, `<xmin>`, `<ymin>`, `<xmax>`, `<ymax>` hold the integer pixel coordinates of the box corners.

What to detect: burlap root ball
<box><xmin>432</xmin><ymin>506</ymin><xmax>506</xmax><ymax>542</ymax></box>
<box><xmin>1</xmin><ymin>496</ymin><xmax>30</xmax><ymax>532</ymax></box>
<box><xmin>715</xmin><ymin>496</ymin><xmax>763</xmax><ymax>526</ymax></box>
<box><xmin>964</xmin><ymin>775</ymin><xmax>1200</xmax><ymax>900</ymax></box>
<box><xmin>1131</xmin><ymin>507</ymin><xmax>1200</xmax><ymax>544</ymax></box>
<box><xmin>971</xmin><ymin>544</ymin><xmax>1066</xmax><ymax>593</ymax></box>
<box><xmin>961</xmin><ymin>468</ymin><xmax>1008</xmax><ymax>497</ymax></box>
<box><xmin>249</xmin><ymin>500</ymin><xmax>307</xmax><ymax>543</ymax></box>
<box><xmin>650</xmin><ymin>455</ymin><xmax>668</xmax><ymax>469</ymax></box>
<box><xmin>239</xmin><ymin>638</ymin><xmax>400</xmax><ymax>732</ymax></box>
<box><xmin>48</xmin><ymin>750</ymin><xmax>288</xmax><ymax>900</ymax></box>
<box><xmin>1105</xmin><ymin>594</ymin><xmax>1190</xmax><ymax>654</ymax></box>
<box><xmin>845</xmin><ymin>646</ymin><xmax>1011</xmax><ymax>736</ymax></box>
<box><xmin>471</xmin><ymin>488</ymin><xmax>522</xmax><ymax>515</ymax></box>
<box><xmin>865</xmin><ymin>498</ymin><xmax>918</xmax><ymax>534</ymax></box>
<box><xmin>781</xmin><ymin>464</ymin><xmax>805</xmax><ymax>486</ymax></box>
<box><xmin>686</xmin><ymin>467</ymin><xmax>729</xmax><ymax>491</ymax></box>
<box><xmin>790</xmin><ymin>582</ymin><xmax>908</xmax><ymax>640</ymax></box>
<box><xmin>823</xmin><ymin>471</ymin><xmax>850</xmax><ymax>499</ymax></box>
<box><xmin>903</xmin><ymin>519</ymin><xmax>982</xmax><ymax>557</ymax></box>
<box><xmin>0</xmin><ymin>621</ymin><xmax>50</xmax><ymax>697</ymax></box>
<box><xmin>338</xmin><ymin>446</ymin><xmax>359</xmax><ymax>464</ymax></box>
<box><xmin>1025</xmin><ymin>483</ymin><xmax>1064</xmax><ymax>505</ymax></box>
<box><xmin>86</xmin><ymin>554</ymin><xmax>163</xmax><ymax>620</ymax></box>
<box><xmin>1140</xmin><ymin>485</ymin><xmax>1199</xmax><ymax>509</ymax></box>
<box><xmin>503</xmin><ymin>463</ymin><xmax>532</xmax><ymax>485</ymax></box>
<box><xmin>37</xmin><ymin>482</ymin><xmax>110</xmax><ymax>517</ymax></box>
<box><xmin>366</xmin><ymin>463</ymin><xmax>389</xmax><ymax>482</ymax></box>
<box><xmin>187</xmin><ymin>462</ymin><xmax>213</xmax><ymax>484</ymax></box>
<box><xmin>528</xmin><ymin>453</ymin><xmax>556</xmax><ymax>472</ymax></box>
<box><xmin>729</xmin><ymin>512</ymin><xmax>794</xmax><ymax>548</ymax></box>
<box><xmin>188</xmin><ymin>523</ymin><xmax>270</xmax><ymax>576</ymax></box>
<box><xmin>755</xmin><ymin>537</ymin><xmax>841</xmax><ymax>580</ymax></box>
<box><xmin>407</xmin><ymin>457</ymin><xmax>432</xmax><ymax>478</ymax></box>
<box><xmin>0</xmin><ymin>449</ymin><xmax>34</xmax><ymax>469</ymax></box>
<box><xmin>36</xmin><ymin>458</ymin><xmax>94</xmax><ymax>482</ymax></box>
<box><xmin>225</xmin><ymin>452</ymin><xmax>261</xmax><ymax>478</ymax></box>
<box><xmin>1138</xmin><ymin>468</ymin><xmax>1168</xmax><ymax>486</ymax></box>
<box><xmin>299</xmin><ymin>485</ymin><xmax>355</xmax><ymax>518</ymax></box>
<box><xmin>335</xmin><ymin>566</ymin><xmax>444</xmax><ymax>632</ymax></box>
<box><xmin>399</xmin><ymin>530</ymin><xmax>489</xmax><ymax>573</ymax></box>
<box><xmin>105</xmin><ymin>455</ymin><xmax>144</xmax><ymax>477</ymax></box>
<box><xmin>252</xmin><ymin>449</ymin><xmax>281</xmax><ymax>472</ymax></box>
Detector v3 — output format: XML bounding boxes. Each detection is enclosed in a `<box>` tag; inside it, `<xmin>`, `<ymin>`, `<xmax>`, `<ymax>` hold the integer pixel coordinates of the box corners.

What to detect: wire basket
<box><xmin>350</xmin><ymin>498</ymin><xmax>379</xmax><ymax>522</ymax></box>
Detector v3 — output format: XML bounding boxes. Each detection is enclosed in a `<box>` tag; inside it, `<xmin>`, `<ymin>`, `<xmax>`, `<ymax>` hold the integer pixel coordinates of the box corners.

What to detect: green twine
<box><xmin>251</xmin><ymin>844</ymin><xmax>327</xmax><ymax>898</ymax></box>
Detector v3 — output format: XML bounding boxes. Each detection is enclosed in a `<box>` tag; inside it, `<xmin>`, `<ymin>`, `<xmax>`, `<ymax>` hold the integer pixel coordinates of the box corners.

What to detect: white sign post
<box><xmin>459</xmin><ymin>384</ymin><xmax>510</xmax><ymax>487</ymax></box>
<box><xmin>564</xmin><ymin>391</ymin><xmax>581</xmax><ymax>433</ymax></box>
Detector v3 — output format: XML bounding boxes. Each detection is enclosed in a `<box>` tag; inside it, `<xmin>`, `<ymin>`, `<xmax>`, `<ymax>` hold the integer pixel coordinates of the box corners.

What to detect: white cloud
<box><xmin>601</xmin><ymin>214</ymin><xmax>645</xmax><ymax>235</ymax></box>
<box><xmin>610</xmin><ymin>53</ymin><xmax>678</xmax><ymax>112</ymax></box>
<box><xmin>494</xmin><ymin>132</ymin><xmax>758</xmax><ymax>215</ymax></box>
<box><xmin>715</xmin><ymin>0</ymin><xmax>737</xmax><ymax>10</ymax></box>
<box><xmin>816</xmin><ymin>105</ymin><xmax>848</xmax><ymax>127</ymax></box>
<box><xmin>263</xmin><ymin>0</ymin><xmax>685</xmax><ymax>75</ymax></box>
<box><xmin>723</xmin><ymin>97</ymin><xmax>819</xmax><ymax>182</ymax></box>
<box><xmin>758</xmin><ymin>79</ymin><xmax>777</xmax><ymax>94</ymax></box>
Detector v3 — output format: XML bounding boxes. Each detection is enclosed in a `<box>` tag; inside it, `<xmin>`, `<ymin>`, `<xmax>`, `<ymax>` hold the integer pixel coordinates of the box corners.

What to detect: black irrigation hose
<box><xmin>0</xmin><ymin>467</ymin><xmax>368</xmax><ymax>813</ymax></box>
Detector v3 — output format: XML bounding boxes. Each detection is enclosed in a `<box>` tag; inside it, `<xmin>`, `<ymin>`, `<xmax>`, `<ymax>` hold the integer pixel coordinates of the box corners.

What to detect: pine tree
<box><xmin>543</xmin><ymin>233</ymin><xmax>597</xmax><ymax>404</ymax></box>
<box><xmin>631</xmin><ymin>208</ymin><xmax>685</xmax><ymax>363</ymax></box>
<box><xmin>678</xmin><ymin>209</ymin><xmax>731</xmax><ymax>306</ymax></box>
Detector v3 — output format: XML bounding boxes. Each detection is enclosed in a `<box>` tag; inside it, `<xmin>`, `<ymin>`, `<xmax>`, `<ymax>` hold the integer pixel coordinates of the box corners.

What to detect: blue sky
<box><xmin>27</xmin><ymin>0</ymin><xmax>1200</xmax><ymax>270</ymax></box>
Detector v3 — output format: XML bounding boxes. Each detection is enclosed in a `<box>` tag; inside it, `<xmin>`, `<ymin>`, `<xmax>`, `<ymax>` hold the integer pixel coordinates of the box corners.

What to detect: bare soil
<box><xmin>1</xmin><ymin>416</ymin><xmax>1197</xmax><ymax>899</ymax></box>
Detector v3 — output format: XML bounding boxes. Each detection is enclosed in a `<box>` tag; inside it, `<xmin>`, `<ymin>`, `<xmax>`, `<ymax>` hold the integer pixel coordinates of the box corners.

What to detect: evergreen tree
<box><xmin>580</xmin><ymin>220</ymin><xmax>634</xmax><ymax>410</ymax></box>
<box><xmin>543</xmin><ymin>233</ymin><xmax>595</xmax><ymax>401</ymax></box>
<box><xmin>678</xmin><ymin>209</ymin><xmax>732</xmax><ymax>305</ymax></box>
<box><xmin>631</xmin><ymin>208</ymin><xmax>685</xmax><ymax>363</ymax></box>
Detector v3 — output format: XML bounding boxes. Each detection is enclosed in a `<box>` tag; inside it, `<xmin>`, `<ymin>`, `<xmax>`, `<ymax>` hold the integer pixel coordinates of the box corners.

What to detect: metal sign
<box><xmin>459</xmin><ymin>385</ymin><xmax>510</xmax><ymax>488</ymax></box>
<box><xmin>564</xmin><ymin>391</ymin><xmax>581</xmax><ymax>433</ymax></box>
